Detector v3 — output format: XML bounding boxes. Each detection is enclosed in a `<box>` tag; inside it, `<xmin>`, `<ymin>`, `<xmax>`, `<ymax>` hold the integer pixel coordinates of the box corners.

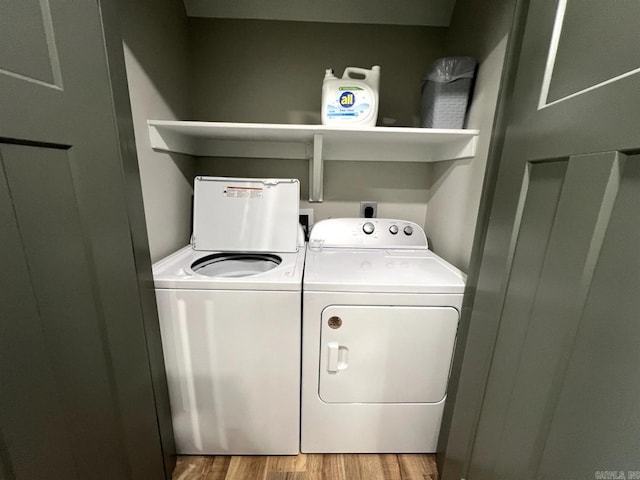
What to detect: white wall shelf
<box><xmin>148</xmin><ymin>120</ymin><xmax>479</xmax><ymax>202</ymax></box>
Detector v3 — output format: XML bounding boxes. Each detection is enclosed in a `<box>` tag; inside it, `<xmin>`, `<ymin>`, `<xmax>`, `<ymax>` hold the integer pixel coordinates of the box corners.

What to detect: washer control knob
<box><xmin>403</xmin><ymin>225</ymin><xmax>414</xmax><ymax>236</ymax></box>
<box><xmin>363</xmin><ymin>222</ymin><xmax>375</xmax><ymax>235</ymax></box>
<box><xmin>389</xmin><ymin>224</ymin><xmax>399</xmax><ymax>235</ymax></box>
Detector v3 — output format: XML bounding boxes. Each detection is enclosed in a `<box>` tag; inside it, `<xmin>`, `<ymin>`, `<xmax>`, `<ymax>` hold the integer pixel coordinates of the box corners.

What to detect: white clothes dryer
<box><xmin>301</xmin><ymin>218</ymin><xmax>465</xmax><ymax>453</ymax></box>
<box><xmin>153</xmin><ymin>177</ymin><xmax>305</xmax><ymax>455</ymax></box>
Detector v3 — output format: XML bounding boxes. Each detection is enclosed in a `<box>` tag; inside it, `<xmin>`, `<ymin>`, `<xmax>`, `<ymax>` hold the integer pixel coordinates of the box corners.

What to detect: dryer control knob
<box><xmin>363</xmin><ymin>222</ymin><xmax>375</xmax><ymax>235</ymax></box>
<box><xmin>403</xmin><ymin>225</ymin><xmax>414</xmax><ymax>236</ymax></box>
<box><xmin>389</xmin><ymin>224</ymin><xmax>399</xmax><ymax>235</ymax></box>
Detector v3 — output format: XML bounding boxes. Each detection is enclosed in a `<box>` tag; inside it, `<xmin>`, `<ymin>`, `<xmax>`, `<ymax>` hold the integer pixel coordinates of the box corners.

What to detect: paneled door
<box><xmin>443</xmin><ymin>1</ymin><xmax>640</xmax><ymax>479</ymax></box>
<box><xmin>0</xmin><ymin>1</ymin><xmax>173</xmax><ymax>479</ymax></box>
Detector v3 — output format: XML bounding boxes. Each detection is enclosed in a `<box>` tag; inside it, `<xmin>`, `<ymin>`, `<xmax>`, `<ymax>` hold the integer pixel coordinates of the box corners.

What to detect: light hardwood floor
<box><xmin>172</xmin><ymin>454</ymin><xmax>437</xmax><ymax>480</ymax></box>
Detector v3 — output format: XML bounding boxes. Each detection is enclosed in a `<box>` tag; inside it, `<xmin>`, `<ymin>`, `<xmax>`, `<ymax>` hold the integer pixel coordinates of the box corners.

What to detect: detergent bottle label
<box><xmin>326</xmin><ymin>86</ymin><xmax>372</xmax><ymax>120</ymax></box>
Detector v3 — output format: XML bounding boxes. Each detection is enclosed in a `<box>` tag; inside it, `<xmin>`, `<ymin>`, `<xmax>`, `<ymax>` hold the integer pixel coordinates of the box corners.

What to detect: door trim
<box><xmin>437</xmin><ymin>0</ymin><xmax>530</xmax><ymax>478</ymax></box>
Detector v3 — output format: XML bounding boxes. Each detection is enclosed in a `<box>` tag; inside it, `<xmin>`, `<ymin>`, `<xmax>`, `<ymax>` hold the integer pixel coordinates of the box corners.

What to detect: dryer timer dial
<box><xmin>363</xmin><ymin>222</ymin><xmax>375</xmax><ymax>235</ymax></box>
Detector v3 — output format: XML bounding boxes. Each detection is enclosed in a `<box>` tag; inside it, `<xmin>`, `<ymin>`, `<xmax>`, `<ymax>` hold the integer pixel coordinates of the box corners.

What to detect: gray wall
<box><xmin>118</xmin><ymin>0</ymin><xmax>195</xmax><ymax>263</ymax></box>
<box><xmin>426</xmin><ymin>0</ymin><xmax>515</xmax><ymax>271</ymax></box>
<box><xmin>197</xmin><ymin>158</ymin><xmax>433</xmax><ymax>224</ymax></box>
<box><xmin>190</xmin><ymin>19</ymin><xmax>446</xmax><ymax>227</ymax></box>
<box><xmin>120</xmin><ymin>10</ymin><xmax>510</xmax><ymax>269</ymax></box>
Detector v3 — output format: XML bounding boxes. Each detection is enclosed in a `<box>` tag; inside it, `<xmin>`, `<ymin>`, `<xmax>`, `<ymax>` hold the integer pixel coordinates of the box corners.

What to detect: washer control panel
<box><xmin>309</xmin><ymin>218</ymin><xmax>428</xmax><ymax>249</ymax></box>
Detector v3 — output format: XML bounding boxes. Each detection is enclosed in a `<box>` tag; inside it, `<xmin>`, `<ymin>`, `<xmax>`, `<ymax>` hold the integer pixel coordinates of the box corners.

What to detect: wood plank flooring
<box><xmin>172</xmin><ymin>454</ymin><xmax>437</xmax><ymax>480</ymax></box>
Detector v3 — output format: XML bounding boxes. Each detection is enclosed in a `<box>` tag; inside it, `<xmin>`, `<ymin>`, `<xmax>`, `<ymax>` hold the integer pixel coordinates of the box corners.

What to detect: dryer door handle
<box><xmin>327</xmin><ymin>342</ymin><xmax>349</xmax><ymax>372</ymax></box>
<box><xmin>327</xmin><ymin>342</ymin><xmax>339</xmax><ymax>372</ymax></box>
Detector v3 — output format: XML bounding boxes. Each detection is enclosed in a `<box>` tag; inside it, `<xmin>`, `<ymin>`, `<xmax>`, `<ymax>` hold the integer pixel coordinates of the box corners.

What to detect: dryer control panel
<box><xmin>309</xmin><ymin>218</ymin><xmax>428</xmax><ymax>249</ymax></box>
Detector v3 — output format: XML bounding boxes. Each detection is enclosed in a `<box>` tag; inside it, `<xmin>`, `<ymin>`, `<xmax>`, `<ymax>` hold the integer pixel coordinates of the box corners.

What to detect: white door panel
<box><xmin>319</xmin><ymin>305</ymin><xmax>458</xmax><ymax>403</ymax></box>
<box><xmin>156</xmin><ymin>289</ymin><xmax>301</xmax><ymax>454</ymax></box>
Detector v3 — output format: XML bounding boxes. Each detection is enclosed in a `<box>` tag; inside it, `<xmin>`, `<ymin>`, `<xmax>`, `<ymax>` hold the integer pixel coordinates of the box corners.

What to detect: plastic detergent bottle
<box><xmin>321</xmin><ymin>65</ymin><xmax>380</xmax><ymax>127</ymax></box>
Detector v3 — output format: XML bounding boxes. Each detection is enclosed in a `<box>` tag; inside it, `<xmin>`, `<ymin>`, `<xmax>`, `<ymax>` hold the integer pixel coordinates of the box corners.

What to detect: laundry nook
<box><xmin>6</xmin><ymin>1</ymin><xmax>637</xmax><ymax>480</ymax></box>
<box><xmin>130</xmin><ymin>0</ymin><xmax>499</xmax><ymax>465</ymax></box>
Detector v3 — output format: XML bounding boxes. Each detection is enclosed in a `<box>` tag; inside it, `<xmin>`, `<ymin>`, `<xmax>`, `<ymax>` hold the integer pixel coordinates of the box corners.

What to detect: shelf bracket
<box><xmin>309</xmin><ymin>133</ymin><xmax>324</xmax><ymax>202</ymax></box>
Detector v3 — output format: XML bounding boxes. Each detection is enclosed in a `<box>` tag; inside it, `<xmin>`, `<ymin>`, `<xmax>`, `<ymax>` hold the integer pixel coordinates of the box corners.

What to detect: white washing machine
<box><xmin>153</xmin><ymin>177</ymin><xmax>305</xmax><ymax>455</ymax></box>
<box><xmin>301</xmin><ymin>218</ymin><xmax>465</xmax><ymax>453</ymax></box>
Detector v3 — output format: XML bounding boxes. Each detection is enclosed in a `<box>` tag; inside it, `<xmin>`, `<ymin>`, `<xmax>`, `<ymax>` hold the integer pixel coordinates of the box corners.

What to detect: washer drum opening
<box><xmin>191</xmin><ymin>253</ymin><xmax>282</xmax><ymax>278</ymax></box>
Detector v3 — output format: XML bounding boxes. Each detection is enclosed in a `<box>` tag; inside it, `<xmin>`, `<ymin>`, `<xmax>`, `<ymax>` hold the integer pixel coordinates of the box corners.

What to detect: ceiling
<box><xmin>183</xmin><ymin>0</ymin><xmax>457</xmax><ymax>27</ymax></box>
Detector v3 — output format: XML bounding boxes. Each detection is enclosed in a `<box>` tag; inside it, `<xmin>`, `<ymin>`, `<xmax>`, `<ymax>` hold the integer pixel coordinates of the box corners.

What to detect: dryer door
<box><xmin>319</xmin><ymin>305</ymin><xmax>458</xmax><ymax>403</ymax></box>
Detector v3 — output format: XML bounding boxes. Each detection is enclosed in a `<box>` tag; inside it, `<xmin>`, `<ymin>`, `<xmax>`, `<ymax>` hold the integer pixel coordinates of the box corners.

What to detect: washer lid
<box><xmin>192</xmin><ymin>177</ymin><xmax>300</xmax><ymax>253</ymax></box>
